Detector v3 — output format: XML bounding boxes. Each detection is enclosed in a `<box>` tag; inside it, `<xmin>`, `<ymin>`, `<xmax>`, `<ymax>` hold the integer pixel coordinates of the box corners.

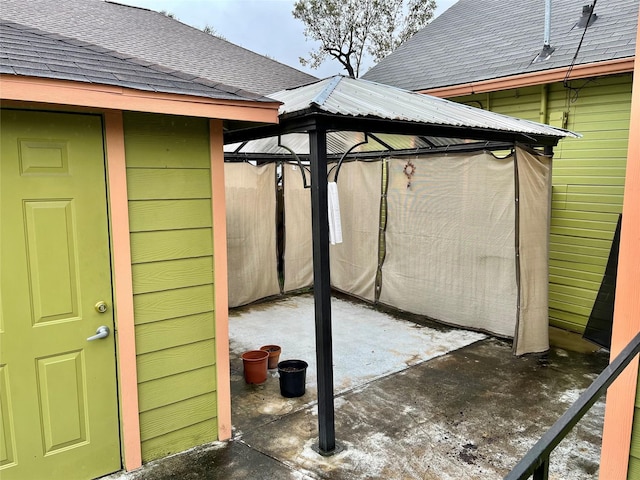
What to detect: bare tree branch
<box><xmin>293</xmin><ymin>0</ymin><xmax>435</xmax><ymax>77</ymax></box>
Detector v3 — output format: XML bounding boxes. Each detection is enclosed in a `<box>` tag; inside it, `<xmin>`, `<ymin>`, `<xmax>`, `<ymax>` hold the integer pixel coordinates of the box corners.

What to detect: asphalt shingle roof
<box><xmin>0</xmin><ymin>21</ymin><xmax>275</xmax><ymax>102</ymax></box>
<box><xmin>363</xmin><ymin>0</ymin><xmax>638</xmax><ymax>91</ymax></box>
<box><xmin>0</xmin><ymin>0</ymin><xmax>317</xmax><ymax>96</ymax></box>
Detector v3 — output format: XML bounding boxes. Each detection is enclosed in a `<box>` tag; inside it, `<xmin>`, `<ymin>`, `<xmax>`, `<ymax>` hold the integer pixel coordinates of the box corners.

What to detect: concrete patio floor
<box><xmin>106</xmin><ymin>293</ymin><xmax>609</xmax><ymax>480</ymax></box>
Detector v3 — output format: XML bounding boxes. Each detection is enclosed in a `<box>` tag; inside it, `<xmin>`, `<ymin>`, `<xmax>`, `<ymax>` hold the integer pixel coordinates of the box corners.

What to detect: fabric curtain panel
<box><xmin>329</xmin><ymin>161</ymin><xmax>381</xmax><ymax>301</ymax></box>
<box><xmin>513</xmin><ymin>145</ymin><xmax>551</xmax><ymax>355</ymax></box>
<box><xmin>225</xmin><ymin>162</ymin><xmax>280</xmax><ymax>307</ymax></box>
<box><xmin>283</xmin><ymin>163</ymin><xmax>314</xmax><ymax>292</ymax></box>
<box><xmin>379</xmin><ymin>152</ymin><xmax>519</xmax><ymax>338</ymax></box>
<box><xmin>226</xmin><ymin>149</ymin><xmax>550</xmax><ymax>355</ymax></box>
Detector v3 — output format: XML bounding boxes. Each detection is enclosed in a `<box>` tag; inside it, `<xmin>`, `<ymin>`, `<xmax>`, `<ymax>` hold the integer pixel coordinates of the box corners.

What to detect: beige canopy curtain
<box><xmin>226</xmin><ymin>146</ymin><xmax>551</xmax><ymax>354</ymax></box>
<box><xmin>328</xmin><ymin>161</ymin><xmax>381</xmax><ymax>302</ymax></box>
<box><xmin>282</xmin><ymin>161</ymin><xmax>381</xmax><ymax>301</ymax></box>
<box><xmin>225</xmin><ymin>162</ymin><xmax>280</xmax><ymax>307</ymax></box>
<box><xmin>282</xmin><ymin>163</ymin><xmax>314</xmax><ymax>292</ymax></box>
<box><xmin>380</xmin><ymin>151</ymin><xmax>518</xmax><ymax>335</ymax></box>
<box><xmin>378</xmin><ymin>147</ymin><xmax>550</xmax><ymax>355</ymax></box>
<box><xmin>514</xmin><ymin>146</ymin><xmax>552</xmax><ymax>355</ymax></box>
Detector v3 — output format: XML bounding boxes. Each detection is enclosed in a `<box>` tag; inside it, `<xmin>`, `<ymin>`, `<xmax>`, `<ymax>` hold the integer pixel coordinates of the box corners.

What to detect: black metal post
<box><xmin>308</xmin><ymin>126</ymin><xmax>336</xmax><ymax>454</ymax></box>
<box><xmin>533</xmin><ymin>459</ymin><xmax>549</xmax><ymax>480</ymax></box>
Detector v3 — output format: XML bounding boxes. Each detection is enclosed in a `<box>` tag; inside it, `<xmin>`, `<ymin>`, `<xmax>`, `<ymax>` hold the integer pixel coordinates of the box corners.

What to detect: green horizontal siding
<box><xmin>139</xmin><ymin>392</ymin><xmax>217</xmax><ymax>442</ymax></box>
<box><xmin>128</xmin><ymin>200</ymin><xmax>212</xmax><ymax>232</ymax></box>
<box><xmin>137</xmin><ymin>366</ymin><xmax>217</xmax><ymax>413</ymax></box>
<box><xmin>136</xmin><ymin>340</ymin><xmax>217</xmax><ymax>383</ymax></box>
<box><xmin>141</xmin><ymin>419</ymin><xmax>217</xmax><ymax>464</ymax></box>
<box><xmin>135</xmin><ymin>312</ymin><xmax>215</xmax><ymax>355</ymax></box>
<box><xmin>130</xmin><ymin>229</ymin><xmax>213</xmax><ymax>264</ymax></box>
<box><xmin>454</xmin><ymin>73</ymin><xmax>632</xmax><ymax>333</ymax></box>
<box><xmin>133</xmin><ymin>285</ymin><xmax>215</xmax><ymax>325</ymax></box>
<box><xmin>132</xmin><ymin>257</ymin><xmax>214</xmax><ymax>294</ymax></box>
<box><xmin>629</xmin><ymin>457</ymin><xmax>640</xmax><ymax>480</ymax></box>
<box><xmin>124</xmin><ymin>112</ymin><xmax>218</xmax><ymax>463</ymax></box>
<box><xmin>127</xmin><ymin>168</ymin><xmax>212</xmax><ymax>200</ymax></box>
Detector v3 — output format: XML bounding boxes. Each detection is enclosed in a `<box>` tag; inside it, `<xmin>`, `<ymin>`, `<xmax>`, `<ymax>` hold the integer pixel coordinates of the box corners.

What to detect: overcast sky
<box><xmin>114</xmin><ymin>0</ymin><xmax>457</xmax><ymax>78</ymax></box>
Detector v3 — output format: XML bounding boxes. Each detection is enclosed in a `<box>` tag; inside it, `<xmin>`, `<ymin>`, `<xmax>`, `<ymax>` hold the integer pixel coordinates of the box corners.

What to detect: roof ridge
<box><xmin>103</xmin><ymin>0</ymin><xmax>152</xmax><ymax>13</ymax></box>
<box><xmin>0</xmin><ymin>19</ymin><xmax>274</xmax><ymax>102</ymax></box>
<box><xmin>310</xmin><ymin>76</ymin><xmax>343</xmax><ymax>107</ymax></box>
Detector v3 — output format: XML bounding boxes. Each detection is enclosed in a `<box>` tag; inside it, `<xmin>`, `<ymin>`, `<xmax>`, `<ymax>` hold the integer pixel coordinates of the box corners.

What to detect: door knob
<box><xmin>95</xmin><ymin>301</ymin><xmax>108</xmax><ymax>313</ymax></box>
<box><xmin>87</xmin><ymin>326</ymin><xmax>110</xmax><ymax>341</ymax></box>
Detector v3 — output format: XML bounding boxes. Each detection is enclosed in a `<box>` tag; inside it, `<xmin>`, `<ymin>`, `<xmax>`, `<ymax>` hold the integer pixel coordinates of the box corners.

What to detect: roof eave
<box><xmin>420</xmin><ymin>57</ymin><xmax>635</xmax><ymax>98</ymax></box>
<box><xmin>0</xmin><ymin>74</ymin><xmax>281</xmax><ymax>123</ymax></box>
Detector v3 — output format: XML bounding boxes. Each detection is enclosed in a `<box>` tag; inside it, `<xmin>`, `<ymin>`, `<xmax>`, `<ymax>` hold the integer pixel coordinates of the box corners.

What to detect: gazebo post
<box><xmin>308</xmin><ymin>126</ymin><xmax>337</xmax><ymax>455</ymax></box>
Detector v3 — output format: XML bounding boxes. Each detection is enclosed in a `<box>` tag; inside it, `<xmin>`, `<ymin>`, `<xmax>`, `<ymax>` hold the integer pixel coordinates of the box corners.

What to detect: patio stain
<box><xmin>235</xmin><ymin>336</ymin><xmax>606</xmax><ymax>479</ymax></box>
<box><xmin>104</xmin><ymin>295</ymin><xmax>608</xmax><ymax>480</ymax></box>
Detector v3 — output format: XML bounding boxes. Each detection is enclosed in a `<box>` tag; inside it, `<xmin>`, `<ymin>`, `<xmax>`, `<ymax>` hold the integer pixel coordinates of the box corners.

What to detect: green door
<box><xmin>0</xmin><ymin>110</ymin><xmax>121</xmax><ymax>479</ymax></box>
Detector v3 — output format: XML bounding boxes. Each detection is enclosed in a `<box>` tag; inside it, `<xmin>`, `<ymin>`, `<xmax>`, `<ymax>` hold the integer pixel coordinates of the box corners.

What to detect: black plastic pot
<box><xmin>277</xmin><ymin>360</ymin><xmax>308</xmax><ymax>398</ymax></box>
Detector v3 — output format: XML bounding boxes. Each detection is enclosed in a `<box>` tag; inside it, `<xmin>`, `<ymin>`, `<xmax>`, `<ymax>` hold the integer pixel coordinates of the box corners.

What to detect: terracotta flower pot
<box><xmin>260</xmin><ymin>345</ymin><xmax>282</xmax><ymax>369</ymax></box>
<box><xmin>241</xmin><ymin>350</ymin><xmax>269</xmax><ymax>384</ymax></box>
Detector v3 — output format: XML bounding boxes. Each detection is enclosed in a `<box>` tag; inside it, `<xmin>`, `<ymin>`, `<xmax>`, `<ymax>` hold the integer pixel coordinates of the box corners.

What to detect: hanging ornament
<box><xmin>403</xmin><ymin>160</ymin><xmax>416</xmax><ymax>190</ymax></box>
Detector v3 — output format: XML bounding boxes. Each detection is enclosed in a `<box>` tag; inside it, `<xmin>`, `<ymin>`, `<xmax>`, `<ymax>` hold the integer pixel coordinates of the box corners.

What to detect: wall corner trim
<box><xmin>104</xmin><ymin>110</ymin><xmax>143</xmax><ymax>471</ymax></box>
<box><xmin>210</xmin><ymin>119</ymin><xmax>232</xmax><ymax>441</ymax></box>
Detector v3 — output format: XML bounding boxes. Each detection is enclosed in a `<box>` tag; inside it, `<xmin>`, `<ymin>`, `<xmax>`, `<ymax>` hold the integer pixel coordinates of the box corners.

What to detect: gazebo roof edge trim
<box><xmin>224</xmin><ymin>111</ymin><xmax>565</xmax><ymax>147</ymax></box>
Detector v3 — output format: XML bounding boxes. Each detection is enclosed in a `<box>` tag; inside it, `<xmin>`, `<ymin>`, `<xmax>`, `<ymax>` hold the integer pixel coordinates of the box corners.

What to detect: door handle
<box><xmin>87</xmin><ymin>326</ymin><xmax>110</xmax><ymax>341</ymax></box>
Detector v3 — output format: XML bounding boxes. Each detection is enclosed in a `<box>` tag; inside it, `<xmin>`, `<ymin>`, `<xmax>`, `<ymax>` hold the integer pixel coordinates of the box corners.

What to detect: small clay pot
<box><xmin>241</xmin><ymin>350</ymin><xmax>269</xmax><ymax>384</ymax></box>
<box><xmin>260</xmin><ymin>345</ymin><xmax>282</xmax><ymax>369</ymax></box>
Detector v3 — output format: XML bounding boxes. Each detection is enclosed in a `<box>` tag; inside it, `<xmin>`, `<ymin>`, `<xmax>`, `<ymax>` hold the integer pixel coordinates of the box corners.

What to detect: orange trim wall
<box><xmin>420</xmin><ymin>58</ymin><xmax>635</xmax><ymax>97</ymax></box>
<box><xmin>104</xmin><ymin>111</ymin><xmax>143</xmax><ymax>471</ymax></box>
<box><xmin>599</xmin><ymin>8</ymin><xmax>640</xmax><ymax>479</ymax></box>
<box><xmin>210</xmin><ymin>120</ymin><xmax>233</xmax><ymax>441</ymax></box>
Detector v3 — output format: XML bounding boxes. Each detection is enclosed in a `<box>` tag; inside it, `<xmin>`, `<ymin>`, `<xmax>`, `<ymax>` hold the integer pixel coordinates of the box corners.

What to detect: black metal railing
<box><xmin>505</xmin><ymin>330</ymin><xmax>640</xmax><ymax>480</ymax></box>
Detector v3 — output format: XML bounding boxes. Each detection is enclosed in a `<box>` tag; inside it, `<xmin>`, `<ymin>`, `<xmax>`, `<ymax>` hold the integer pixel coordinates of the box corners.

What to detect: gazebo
<box><xmin>223</xmin><ymin>75</ymin><xmax>578</xmax><ymax>456</ymax></box>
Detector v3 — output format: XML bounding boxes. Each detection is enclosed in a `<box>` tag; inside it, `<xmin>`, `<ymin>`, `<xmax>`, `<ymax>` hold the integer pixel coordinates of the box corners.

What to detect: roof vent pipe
<box><xmin>576</xmin><ymin>4</ymin><xmax>597</xmax><ymax>28</ymax></box>
<box><xmin>534</xmin><ymin>0</ymin><xmax>555</xmax><ymax>62</ymax></box>
<box><xmin>543</xmin><ymin>0</ymin><xmax>552</xmax><ymax>48</ymax></box>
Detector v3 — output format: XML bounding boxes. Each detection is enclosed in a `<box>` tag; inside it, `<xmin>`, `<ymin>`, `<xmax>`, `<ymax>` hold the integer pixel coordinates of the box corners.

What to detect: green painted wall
<box><xmin>124</xmin><ymin>113</ymin><xmax>218</xmax><ymax>462</ymax></box>
<box><xmin>454</xmin><ymin>73</ymin><xmax>632</xmax><ymax>333</ymax></box>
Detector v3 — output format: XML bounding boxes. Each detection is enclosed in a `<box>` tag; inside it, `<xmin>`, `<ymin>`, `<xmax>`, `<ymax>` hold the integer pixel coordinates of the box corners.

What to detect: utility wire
<box><xmin>563</xmin><ymin>0</ymin><xmax>598</xmax><ymax>87</ymax></box>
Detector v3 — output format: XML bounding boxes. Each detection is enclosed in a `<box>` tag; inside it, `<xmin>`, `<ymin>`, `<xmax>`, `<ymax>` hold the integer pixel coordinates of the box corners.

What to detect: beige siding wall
<box><xmin>454</xmin><ymin>73</ymin><xmax>632</xmax><ymax>333</ymax></box>
<box><xmin>124</xmin><ymin>113</ymin><xmax>218</xmax><ymax>462</ymax></box>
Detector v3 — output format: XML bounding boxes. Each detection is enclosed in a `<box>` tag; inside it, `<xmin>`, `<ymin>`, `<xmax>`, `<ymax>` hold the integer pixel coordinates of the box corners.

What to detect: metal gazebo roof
<box><xmin>225</xmin><ymin>75</ymin><xmax>578</xmax><ymax>152</ymax></box>
<box><xmin>223</xmin><ymin>75</ymin><xmax>578</xmax><ymax>457</ymax></box>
